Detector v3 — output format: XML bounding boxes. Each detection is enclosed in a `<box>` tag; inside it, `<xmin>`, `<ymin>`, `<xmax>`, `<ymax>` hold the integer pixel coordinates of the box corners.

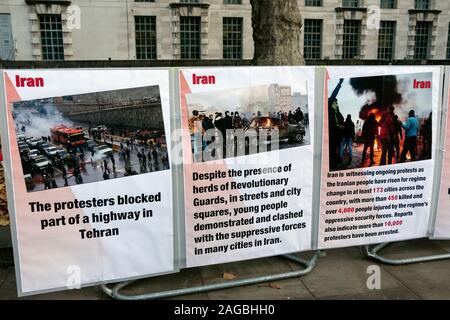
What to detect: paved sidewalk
<box><xmin>0</xmin><ymin>238</ymin><xmax>449</xmax><ymax>300</ymax></box>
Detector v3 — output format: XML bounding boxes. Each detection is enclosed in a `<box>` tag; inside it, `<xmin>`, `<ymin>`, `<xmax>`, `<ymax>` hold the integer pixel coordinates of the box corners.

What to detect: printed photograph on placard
<box><xmin>328</xmin><ymin>72</ymin><xmax>433</xmax><ymax>172</ymax></box>
<box><xmin>12</xmin><ymin>85</ymin><xmax>170</xmax><ymax>192</ymax></box>
<box><xmin>185</xmin><ymin>84</ymin><xmax>310</xmax><ymax>163</ymax></box>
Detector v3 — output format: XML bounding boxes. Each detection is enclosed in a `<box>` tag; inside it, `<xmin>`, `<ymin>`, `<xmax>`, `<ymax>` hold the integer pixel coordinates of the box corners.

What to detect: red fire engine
<box><xmin>50</xmin><ymin>125</ymin><xmax>85</xmax><ymax>147</ymax></box>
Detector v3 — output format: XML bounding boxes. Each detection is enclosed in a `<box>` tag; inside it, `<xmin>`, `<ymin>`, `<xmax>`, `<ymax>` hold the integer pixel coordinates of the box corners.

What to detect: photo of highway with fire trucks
<box><xmin>12</xmin><ymin>85</ymin><xmax>169</xmax><ymax>193</ymax></box>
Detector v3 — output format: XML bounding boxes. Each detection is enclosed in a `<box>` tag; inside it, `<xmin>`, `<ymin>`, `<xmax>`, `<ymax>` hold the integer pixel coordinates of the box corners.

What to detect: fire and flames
<box><xmin>364</xmin><ymin>108</ymin><xmax>383</xmax><ymax>151</ymax></box>
<box><xmin>368</xmin><ymin>108</ymin><xmax>382</xmax><ymax>122</ymax></box>
<box><xmin>351</xmin><ymin>75</ymin><xmax>402</xmax><ymax>123</ymax></box>
<box><xmin>351</xmin><ymin>74</ymin><xmax>403</xmax><ymax>153</ymax></box>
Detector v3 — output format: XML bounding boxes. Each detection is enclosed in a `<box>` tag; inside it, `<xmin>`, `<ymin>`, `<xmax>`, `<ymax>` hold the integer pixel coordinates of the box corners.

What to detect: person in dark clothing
<box><xmin>125</xmin><ymin>147</ymin><xmax>131</xmax><ymax>164</ymax></box>
<box><xmin>214</xmin><ymin>113</ymin><xmax>226</xmax><ymax>158</ymax></box>
<box><xmin>142</xmin><ymin>153</ymin><xmax>147</xmax><ymax>171</ymax></box>
<box><xmin>43</xmin><ymin>171</ymin><xmax>51</xmax><ymax>190</ymax></box>
<box><xmin>379</xmin><ymin>106</ymin><xmax>396</xmax><ymax>166</ymax></box>
<box><xmin>61</xmin><ymin>165</ymin><xmax>68</xmax><ymax>186</ymax></box>
<box><xmin>73</xmin><ymin>166</ymin><xmax>82</xmax><ymax>184</ymax></box>
<box><xmin>423</xmin><ymin>112</ymin><xmax>432</xmax><ymax>159</ymax></box>
<box><xmin>233</xmin><ymin>112</ymin><xmax>241</xmax><ymax>129</ymax></box>
<box><xmin>147</xmin><ymin>150</ymin><xmax>153</xmax><ymax>171</ymax></box>
<box><xmin>224</xmin><ymin>111</ymin><xmax>233</xmax><ymax>130</ymax></box>
<box><xmin>103</xmin><ymin>159</ymin><xmax>110</xmax><ymax>174</ymax></box>
<box><xmin>152</xmin><ymin>148</ymin><xmax>158</xmax><ymax>170</ymax></box>
<box><xmin>288</xmin><ymin>111</ymin><xmax>296</xmax><ymax>124</ymax></box>
<box><xmin>328</xmin><ymin>78</ymin><xmax>345</xmax><ymax>170</ymax></box>
<box><xmin>50</xmin><ymin>173</ymin><xmax>57</xmax><ymax>188</ymax></box>
<box><xmin>341</xmin><ymin>115</ymin><xmax>355</xmax><ymax>163</ymax></box>
<box><xmin>47</xmin><ymin>164</ymin><xmax>55</xmax><ymax>176</ymax></box>
<box><xmin>202</xmin><ymin>115</ymin><xmax>215</xmax><ymax>132</ymax></box>
<box><xmin>214</xmin><ymin>113</ymin><xmax>226</xmax><ymax>137</ymax></box>
<box><xmin>393</xmin><ymin>115</ymin><xmax>403</xmax><ymax>162</ymax></box>
<box><xmin>295</xmin><ymin>108</ymin><xmax>304</xmax><ymax>123</ymax></box>
<box><xmin>361</xmin><ymin>113</ymin><xmax>378</xmax><ymax>167</ymax></box>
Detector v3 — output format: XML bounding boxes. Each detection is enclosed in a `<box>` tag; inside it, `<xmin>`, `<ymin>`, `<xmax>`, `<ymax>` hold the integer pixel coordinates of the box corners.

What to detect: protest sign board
<box><xmin>318</xmin><ymin>66</ymin><xmax>442</xmax><ymax>249</ymax></box>
<box><xmin>179</xmin><ymin>67</ymin><xmax>316</xmax><ymax>267</ymax></box>
<box><xmin>0</xmin><ymin>69</ymin><xmax>176</xmax><ymax>295</ymax></box>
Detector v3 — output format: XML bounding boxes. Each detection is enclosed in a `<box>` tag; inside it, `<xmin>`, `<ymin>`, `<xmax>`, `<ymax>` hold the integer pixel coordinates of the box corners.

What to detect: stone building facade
<box><xmin>0</xmin><ymin>0</ymin><xmax>449</xmax><ymax>61</ymax></box>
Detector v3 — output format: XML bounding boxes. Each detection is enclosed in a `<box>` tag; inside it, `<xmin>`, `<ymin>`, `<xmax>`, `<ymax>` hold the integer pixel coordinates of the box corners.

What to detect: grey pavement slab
<box><xmin>318</xmin><ymin>287</ymin><xmax>420</xmax><ymax>300</ymax></box>
<box><xmin>381</xmin><ymin>261</ymin><xmax>450</xmax><ymax>300</ymax></box>
<box><xmin>200</xmin><ymin>257</ymin><xmax>313</xmax><ymax>300</ymax></box>
<box><xmin>371</xmin><ymin>238</ymin><xmax>449</xmax><ymax>259</ymax></box>
<box><xmin>431</xmin><ymin>240</ymin><xmax>450</xmax><ymax>252</ymax></box>
<box><xmin>0</xmin><ymin>227</ymin><xmax>11</xmax><ymax>249</ymax></box>
<box><xmin>0</xmin><ymin>239</ymin><xmax>449</xmax><ymax>300</ymax></box>
<box><xmin>119</xmin><ymin>267</ymin><xmax>209</xmax><ymax>300</ymax></box>
<box><xmin>0</xmin><ymin>267</ymin><xmax>18</xmax><ymax>300</ymax></box>
<box><xmin>300</xmin><ymin>246</ymin><xmax>407</xmax><ymax>299</ymax></box>
<box><xmin>360</xmin><ymin>239</ymin><xmax>450</xmax><ymax>300</ymax></box>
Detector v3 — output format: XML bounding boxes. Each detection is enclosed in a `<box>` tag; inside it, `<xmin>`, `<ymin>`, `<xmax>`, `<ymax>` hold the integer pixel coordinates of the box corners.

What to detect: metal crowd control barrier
<box><xmin>363</xmin><ymin>242</ymin><xmax>450</xmax><ymax>265</ymax></box>
<box><xmin>101</xmin><ymin>251</ymin><xmax>320</xmax><ymax>300</ymax></box>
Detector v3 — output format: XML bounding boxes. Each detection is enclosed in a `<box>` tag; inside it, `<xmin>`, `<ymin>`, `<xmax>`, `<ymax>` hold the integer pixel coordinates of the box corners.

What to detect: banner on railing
<box><xmin>0</xmin><ymin>69</ymin><xmax>176</xmax><ymax>295</ymax></box>
<box><xmin>1</xmin><ymin>65</ymin><xmax>449</xmax><ymax>297</ymax></box>
<box><xmin>318</xmin><ymin>66</ymin><xmax>442</xmax><ymax>249</ymax></box>
<box><xmin>179</xmin><ymin>67</ymin><xmax>316</xmax><ymax>267</ymax></box>
<box><xmin>434</xmin><ymin>67</ymin><xmax>450</xmax><ymax>239</ymax></box>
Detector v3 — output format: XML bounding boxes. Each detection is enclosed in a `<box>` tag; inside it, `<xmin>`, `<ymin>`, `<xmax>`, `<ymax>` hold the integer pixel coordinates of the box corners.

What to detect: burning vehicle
<box><xmin>245</xmin><ymin>117</ymin><xmax>306</xmax><ymax>144</ymax></box>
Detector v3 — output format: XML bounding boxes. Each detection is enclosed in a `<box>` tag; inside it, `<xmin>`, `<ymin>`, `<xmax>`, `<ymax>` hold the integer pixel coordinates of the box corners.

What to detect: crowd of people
<box><xmin>117</xmin><ymin>142</ymin><xmax>170</xmax><ymax>176</ymax></box>
<box><xmin>328</xmin><ymin>79</ymin><xmax>432</xmax><ymax>171</ymax></box>
<box><xmin>33</xmin><ymin>134</ymin><xmax>170</xmax><ymax>190</ymax></box>
<box><xmin>188</xmin><ymin>107</ymin><xmax>307</xmax><ymax>157</ymax></box>
<box><xmin>188</xmin><ymin>108</ymin><xmax>306</xmax><ymax>136</ymax></box>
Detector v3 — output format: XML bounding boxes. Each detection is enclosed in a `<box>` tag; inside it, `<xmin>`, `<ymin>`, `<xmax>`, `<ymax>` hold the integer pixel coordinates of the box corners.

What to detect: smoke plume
<box><xmin>349</xmin><ymin>75</ymin><xmax>403</xmax><ymax>120</ymax></box>
<box><xmin>14</xmin><ymin>102</ymin><xmax>73</xmax><ymax>139</ymax></box>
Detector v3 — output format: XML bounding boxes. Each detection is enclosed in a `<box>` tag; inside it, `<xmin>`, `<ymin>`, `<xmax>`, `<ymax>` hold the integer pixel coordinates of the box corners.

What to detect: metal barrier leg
<box><xmin>102</xmin><ymin>251</ymin><xmax>320</xmax><ymax>300</ymax></box>
<box><xmin>363</xmin><ymin>241</ymin><xmax>450</xmax><ymax>265</ymax></box>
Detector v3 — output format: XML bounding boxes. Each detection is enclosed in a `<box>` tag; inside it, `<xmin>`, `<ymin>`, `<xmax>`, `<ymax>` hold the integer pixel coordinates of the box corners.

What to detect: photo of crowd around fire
<box><xmin>328</xmin><ymin>73</ymin><xmax>433</xmax><ymax>172</ymax></box>
<box><xmin>186</xmin><ymin>84</ymin><xmax>310</xmax><ymax>162</ymax></box>
<box><xmin>13</xmin><ymin>85</ymin><xmax>169</xmax><ymax>193</ymax></box>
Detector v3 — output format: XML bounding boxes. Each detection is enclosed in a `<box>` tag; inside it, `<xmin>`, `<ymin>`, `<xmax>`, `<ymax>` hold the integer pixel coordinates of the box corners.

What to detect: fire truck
<box><xmin>50</xmin><ymin>125</ymin><xmax>85</xmax><ymax>148</ymax></box>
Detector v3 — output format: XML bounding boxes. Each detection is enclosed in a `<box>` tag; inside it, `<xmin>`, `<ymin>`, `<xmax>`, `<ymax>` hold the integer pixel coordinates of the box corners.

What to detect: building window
<box><xmin>224</xmin><ymin>0</ymin><xmax>242</xmax><ymax>4</ymax></box>
<box><xmin>304</xmin><ymin>19</ymin><xmax>322</xmax><ymax>59</ymax></box>
<box><xmin>343</xmin><ymin>20</ymin><xmax>361</xmax><ymax>59</ymax></box>
<box><xmin>377</xmin><ymin>21</ymin><xmax>396</xmax><ymax>60</ymax></box>
<box><xmin>39</xmin><ymin>14</ymin><xmax>64</xmax><ymax>61</ymax></box>
<box><xmin>180</xmin><ymin>16</ymin><xmax>201</xmax><ymax>60</ymax></box>
<box><xmin>305</xmin><ymin>0</ymin><xmax>322</xmax><ymax>6</ymax></box>
<box><xmin>380</xmin><ymin>0</ymin><xmax>396</xmax><ymax>9</ymax></box>
<box><xmin>414</xmin><ymin>21</ymin><xmax>431</xmax><ymax>60</ymax></box>
<box><xmin>342</xmin><ymin>0</ymin><xmax>360</xmax><ymax>8</ymax></box>
<box><xmin>223</xmin><ymin>17</ymin><xmax>242</xmax><ymax>59</ymax></box>
<box><xmin>446</xmin><ymin>23</ymin><xmax>450</xmax><ymax>59</ymax></box>
<box><xmin>135</xmin><ymin>16</ymin><xmax>157</xmax><ymax>60</ymax></box>
<box><xmin>0</xmin><ymin>13</ymin><xmax>14</xmax><ymax>60</ymax></box>
<box><xmin>415</xmin><ymin>0</ymin><xmax>430</xmax><ymax>10</ymax></box>
<box><xmin>180</xmin><ymin>0</ymin><xmax>200</xmax><ymax>3</ymax></box>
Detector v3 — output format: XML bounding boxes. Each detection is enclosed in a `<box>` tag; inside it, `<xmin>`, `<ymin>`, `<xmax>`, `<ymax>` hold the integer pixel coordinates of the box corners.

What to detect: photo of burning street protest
<box><xmin>186</xmin><ymin>83</ymin><xmax>310</xmax><ymax>162</ymax></box>
<box><xmin>328</xmin><ymin>72</ymin><xmax>433</xmax><ymax>172</ymax></box>
<box><xmin>13</xmin><ymin>85</ymin><xmax>169</xmax><ymax>192</ymax></box>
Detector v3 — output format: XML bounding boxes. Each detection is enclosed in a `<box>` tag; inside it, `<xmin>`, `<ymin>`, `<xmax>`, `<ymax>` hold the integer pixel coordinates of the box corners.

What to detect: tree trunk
<box><xmin>251</xmin><ymin>0</ymin><xmax>304</xmax><ymax>66</ymax></box>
